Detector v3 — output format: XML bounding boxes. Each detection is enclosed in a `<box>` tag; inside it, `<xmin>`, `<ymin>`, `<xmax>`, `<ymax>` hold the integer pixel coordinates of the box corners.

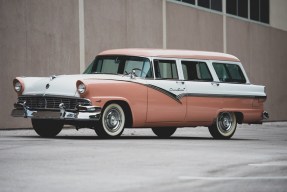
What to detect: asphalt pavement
<box><xmin>1</xmin><ymin>122</ymin><xmax>287</xmax><ymax>192</ymax></box>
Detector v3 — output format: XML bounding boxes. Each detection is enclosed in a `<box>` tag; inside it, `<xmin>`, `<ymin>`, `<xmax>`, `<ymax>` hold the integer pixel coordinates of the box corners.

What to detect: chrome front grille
<box><xmin>18</xmin><ymin>96</ymin><xmax>91</xmax><ymax>110</ymax></box>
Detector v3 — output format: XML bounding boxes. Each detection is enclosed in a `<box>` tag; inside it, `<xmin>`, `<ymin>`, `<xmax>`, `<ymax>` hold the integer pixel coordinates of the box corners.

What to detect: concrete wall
<box><xmin>166</xmin><ymin>2</ymin><xmax>223</xmax><ymax>51</ymax></box>
<box><xmin>84</xmin><ymin>0</ymin><xmax>163</xmax><ymax>68</ymax></box>
<box><xmin>0</xmin><ymin>0</ymin><xmax>287</xmax><ymax>128</ymax></box>
<box><xmin>0</xmin><ymin>0</ymin><xmax>164</xmax><ymax>128</ymax></box>
<box><xmin>226</xmin><ymin>17</ymin><xmax>287</xmax><ymax>120</ymax></box>
<box><xmin>270</xmin><ymin>0</ymin><xmax>287</xmax><ymax>31</ymax></box>
<box><xmin>0</xmin><ymin>0</ymin><xmax>79</xmax><ymax>128</ymax></box>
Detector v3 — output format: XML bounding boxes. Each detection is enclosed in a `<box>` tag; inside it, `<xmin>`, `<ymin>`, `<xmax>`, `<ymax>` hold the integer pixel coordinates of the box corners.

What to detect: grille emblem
<box><xmin>46</xmin><ymin>84</ymin><xmax>50</xmax><ymax>89</ymax></box>
<box><xmin>38</xmin><ymin>98</ymin><xmax>46</xmax><ymax>108</ymax></box>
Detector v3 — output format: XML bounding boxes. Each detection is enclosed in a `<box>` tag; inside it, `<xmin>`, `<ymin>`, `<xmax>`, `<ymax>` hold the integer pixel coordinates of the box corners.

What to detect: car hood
<box><xmin>20</xmin><ymin>74</ymin><xmax>133</xmax><ymax>97</ymax></box>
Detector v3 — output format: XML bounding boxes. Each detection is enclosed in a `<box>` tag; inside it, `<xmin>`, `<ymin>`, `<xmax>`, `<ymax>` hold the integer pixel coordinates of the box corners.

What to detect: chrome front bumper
<box><xmin>11</xmin><ymin>102</ymin><xmax>101</xmax><ymax>121</ymax></box>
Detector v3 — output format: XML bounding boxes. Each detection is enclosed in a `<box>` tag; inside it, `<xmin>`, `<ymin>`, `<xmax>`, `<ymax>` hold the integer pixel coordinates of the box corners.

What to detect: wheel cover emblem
<box><xmin>218</xmin><ymin>113</ymin><xmax>233</xmax><ymax>133</ymax></box>
<box><xmin>105</xmin><ymin>108</ymin><xmax>122</xmax><ymax>132</ymax></box>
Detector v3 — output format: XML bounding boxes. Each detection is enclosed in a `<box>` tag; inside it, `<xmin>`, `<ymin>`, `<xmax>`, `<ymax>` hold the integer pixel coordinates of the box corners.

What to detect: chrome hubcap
<box><xmin>218</xmin><ymin>113</ymin><xmax>233</xmax><ymax>133</ymax></box>
<box><xmin>104</xmin><ymin>108</ymin><xmax>122</xmax><ymax>132</ymax></box>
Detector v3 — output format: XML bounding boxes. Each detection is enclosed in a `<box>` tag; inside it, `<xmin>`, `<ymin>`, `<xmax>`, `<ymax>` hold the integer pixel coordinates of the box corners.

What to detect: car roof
<box><xmin>98</xmin><ymin>48</ymin><xmax>240</xmax><ymax>62</ymax></box>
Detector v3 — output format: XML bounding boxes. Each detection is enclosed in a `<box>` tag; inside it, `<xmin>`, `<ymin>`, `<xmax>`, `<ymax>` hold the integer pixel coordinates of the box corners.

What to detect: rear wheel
<box><xmin>95</xmin><ymin>103</ymin><xmax>125</xmax><ymax>138</ymax></box>
<box><xmin>208</xmin><ymin>112</ymin><xmax>237</xmax><ymax>139</ymax></box>
<box><xmin>152</xmin><ymin>127</ymin><xmax>177</xmax><ymax>138</ymax></box>
<box><xmin>32</xmin><ymin>119</ymin><xmax>63</xmax><ymax>138</ymax></box>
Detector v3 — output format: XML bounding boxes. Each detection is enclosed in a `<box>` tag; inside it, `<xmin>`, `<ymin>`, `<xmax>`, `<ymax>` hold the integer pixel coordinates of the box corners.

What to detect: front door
<box><xmin>146</xmin><ymin>59</ymin><xmax>186</xmax><ymax>122</ymax></box>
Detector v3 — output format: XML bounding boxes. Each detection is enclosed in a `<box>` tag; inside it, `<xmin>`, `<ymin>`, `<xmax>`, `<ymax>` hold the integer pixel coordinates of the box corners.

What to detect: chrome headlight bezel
<box><xmin>77</xmin><ymin>83</ymin><xmax>86</xmax><ymax>94</ymax></box>
<box><xmin>14</xmin><ymin>81</ymin><xmax>22</xmax><ymax>92</ymax></box>
<box><xmin>13</xmin><ymin>79</ymin><xmax>24</xmax><ymax>94</ymax></box>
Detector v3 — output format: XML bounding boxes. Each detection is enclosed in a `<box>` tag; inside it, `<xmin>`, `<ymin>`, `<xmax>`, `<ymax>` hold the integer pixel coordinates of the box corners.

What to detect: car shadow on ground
<box><xmin>10</xmin><ymin>135</ymin><xmax>259</xmax><ymax>141</ymax></box>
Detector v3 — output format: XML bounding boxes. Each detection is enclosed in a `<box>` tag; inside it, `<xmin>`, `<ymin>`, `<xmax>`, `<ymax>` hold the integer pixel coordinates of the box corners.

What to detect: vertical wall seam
<box><xmin>125</xmin><ymin>0</ymin><xmax>128</xmax><ymax>48</ymax></box>
<box><xmin>248</xmin><ymin>0</ymin><xmax>250</xmax><ymax>19</ymax></box>
<box><xmin>79</xmin><ymin>0</ymin><xmax>85</xmax><ymax>73</ymax></box>
<box><xmin>25</xmin><ymin>0</ymin><xmax>28</xmax><ymax>72</ymax></box>
<box><xmin>223</xmin><ymin>0</ymin><xmax>227</xmax><ymax>53</ymax></box>
<box><xmin>162</xmin><ymin>0</ymin><xmax>167</xmax><ymax>49</ymax></box>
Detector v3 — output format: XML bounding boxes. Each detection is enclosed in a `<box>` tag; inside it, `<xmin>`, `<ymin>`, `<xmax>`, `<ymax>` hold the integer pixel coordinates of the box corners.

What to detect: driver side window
<box><xmin>124</xmin><ymin>58</ymin><xmax>153</xmax><ymax>78</ymax></box>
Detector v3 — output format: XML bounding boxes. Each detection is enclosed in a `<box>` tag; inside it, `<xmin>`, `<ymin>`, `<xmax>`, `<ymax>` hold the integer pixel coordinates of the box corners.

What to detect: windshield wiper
<box><xmin>122</xmin><ymin>71</ymin><xmax>130</xmax><ymax>76</ymax></box>
<box><xmin>92</xmin><ymin>72</ymin><xmax>117</xmax><ymax>75</ymax></box>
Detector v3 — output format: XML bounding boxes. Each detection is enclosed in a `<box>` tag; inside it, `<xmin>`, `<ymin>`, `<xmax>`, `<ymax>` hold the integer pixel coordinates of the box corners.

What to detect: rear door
<box><xmin>182</xmin><ymin>60</ymin><xmax>219</xmax><ymax>122</ymax></box>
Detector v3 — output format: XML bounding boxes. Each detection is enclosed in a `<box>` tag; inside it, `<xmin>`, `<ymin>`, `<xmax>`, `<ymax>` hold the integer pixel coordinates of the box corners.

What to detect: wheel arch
<box><xmin>234</xmin><ymin>112</ymin><xmax>244</xmax><ymax>124</ymax></box>
<box><xmin>209</xmin><ymin>110</ymin><xmax>238</xmax><ymax>139</ymax></box>
<box><xmin>216</xmin><ymin>109</ymin><xmax>244</xmax><ymax>124</ymax></box>
<box><xmin>102</xmin><ymin>100</ymin><xmax>133</xmax><ymax>128</ymax></box>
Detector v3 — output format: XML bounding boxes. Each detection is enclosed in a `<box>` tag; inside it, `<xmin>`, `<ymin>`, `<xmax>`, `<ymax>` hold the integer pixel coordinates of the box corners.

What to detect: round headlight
<box><xmin>77</xmin><ymin>83</ymin><xmax>86</xmax><ymax>94</ymax></box>
<box><xmin>14</xmin><ymin>81</ymin><xmax>22</xmax><ymax>92</ymax></box>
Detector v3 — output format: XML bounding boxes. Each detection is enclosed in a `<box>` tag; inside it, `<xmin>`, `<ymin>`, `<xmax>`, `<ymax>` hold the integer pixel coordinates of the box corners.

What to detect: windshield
<box><xmin>84</xmin><ymin>56</ymin><xmax>153</xmax><ymax>78</ymax></box>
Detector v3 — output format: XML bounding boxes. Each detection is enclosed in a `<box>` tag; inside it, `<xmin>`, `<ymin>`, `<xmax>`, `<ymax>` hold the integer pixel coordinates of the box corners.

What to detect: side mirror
<box><xmin>130</xmin><ymin>70</ymin><xmax>136</xmax><ymax>79</ymax></box>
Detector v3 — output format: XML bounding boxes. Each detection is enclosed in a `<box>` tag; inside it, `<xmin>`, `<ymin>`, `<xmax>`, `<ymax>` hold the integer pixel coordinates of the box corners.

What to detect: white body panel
<box><xmin>21</xmin><ymin>74</ymin><xmax>145</xmax><ymax>97</ymax></box>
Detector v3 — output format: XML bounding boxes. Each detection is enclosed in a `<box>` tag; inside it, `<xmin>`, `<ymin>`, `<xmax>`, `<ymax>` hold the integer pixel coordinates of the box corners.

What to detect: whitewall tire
<box><xmin>95</xmin><ymin>103</ymin><xmax>125</xmax><ymax>138</ymax></box>
<box><xmin>208</xmin><ymin>112</ymin><xmax>237</xmax><ymax>139</ymax></box>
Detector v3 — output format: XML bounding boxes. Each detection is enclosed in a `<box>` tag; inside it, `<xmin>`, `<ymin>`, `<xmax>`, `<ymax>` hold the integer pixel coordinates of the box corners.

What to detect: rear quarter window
<box><xmin>213</xmin><ymin>63</ymin><xmax>246</xmax><ymax>83</ymax></box>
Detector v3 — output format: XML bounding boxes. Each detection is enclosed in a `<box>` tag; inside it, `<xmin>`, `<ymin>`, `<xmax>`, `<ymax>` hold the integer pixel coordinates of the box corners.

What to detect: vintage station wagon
<box><xmin>11</xmin><ymin>49</ymin><xmax>268</xmax><ymax>139</ymax></box>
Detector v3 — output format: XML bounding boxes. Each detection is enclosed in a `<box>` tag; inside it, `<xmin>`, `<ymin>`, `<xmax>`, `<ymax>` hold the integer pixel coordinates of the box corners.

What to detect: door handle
<box><xmin>211</xmin><ymin>82</ymin><xmax>220</xmax><ymax>86</ymax></box>
<box><xmin>176</xmin><ymin>81</ymin><xmax>185</xmax><ymax>85</ymax></box>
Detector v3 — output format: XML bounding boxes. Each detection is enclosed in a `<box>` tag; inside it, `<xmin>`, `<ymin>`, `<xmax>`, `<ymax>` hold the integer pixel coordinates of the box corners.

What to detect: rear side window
<box><xmin>181</xmin><ymin>61</ymin><xmax>213</xmax><ymax>81</ymax></box>
<box><xmin>213</xmin><ymin>63</ymin><xmax>246</xmax><ymax>83</ymax></box>
<box><xmin>154</xmin><ymin>60</ymin><xmax>178</xmax><ymax>79</ymax></box>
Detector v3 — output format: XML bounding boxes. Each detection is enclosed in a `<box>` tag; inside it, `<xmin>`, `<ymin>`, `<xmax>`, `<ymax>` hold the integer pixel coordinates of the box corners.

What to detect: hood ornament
<box><xmin>50</xmin><ymin>75</ymin><xmax>56</xmax><ymax>81</ymax></box>
<box><xmin>46</xmin><ymin>75</ymin><xmax>56</xmax><ymax>89</ymax></box>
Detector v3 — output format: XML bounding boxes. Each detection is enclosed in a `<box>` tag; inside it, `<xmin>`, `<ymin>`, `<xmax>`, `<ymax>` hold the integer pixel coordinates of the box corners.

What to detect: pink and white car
<box><xmin>11</xmin><ymin>49</ymin><xmax>268</xmax><ymax>139</ymax></box>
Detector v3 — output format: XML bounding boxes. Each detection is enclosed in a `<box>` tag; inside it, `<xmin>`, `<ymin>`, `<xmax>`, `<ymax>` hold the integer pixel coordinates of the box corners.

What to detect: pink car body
<box><xmin>12</xmin><ymin>49</ymin><xmax>268</xmax><ymax>139</ymax></box>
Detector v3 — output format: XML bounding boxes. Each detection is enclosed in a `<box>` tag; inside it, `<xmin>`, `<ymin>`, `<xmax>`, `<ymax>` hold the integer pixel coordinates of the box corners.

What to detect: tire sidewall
<box><xmin>151</xmin><ymin>127</ymin><xmax>177</xmax><ymax>138</ymax></box>
<box><xmin>32</xmin><ymin>119</ymin><xmax>63</xmax><ymax>138</ymax></box>
<box><xmin>101</xmin><ymin>103</ymin><xmax>125</xmax><ymax>137</ymax></box>
<box><xmin>216</xmin><ymin>112</ymin><xmax>237</xmax><ymax>137</ymax></box>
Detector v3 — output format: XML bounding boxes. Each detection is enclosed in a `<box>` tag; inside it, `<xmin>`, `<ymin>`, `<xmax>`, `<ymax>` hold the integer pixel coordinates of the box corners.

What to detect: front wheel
<box><xmin>32</xmin><ymin>119</ymin><xmax>63</xmax><ymax>138</ymax></box>
<box><xmin>208</xmin><ymin>112</ymin><xmax>237</xmax><ymax>139</ymax></box>
<box><xmin>152</xmin><ymin>127</ymin><xmax>177</xmax><ymax>138</ymax></box>
<box><xmin>95</xmin><ymin>103</ymin><xmax>125</xmax><ymax>138</ymax></box>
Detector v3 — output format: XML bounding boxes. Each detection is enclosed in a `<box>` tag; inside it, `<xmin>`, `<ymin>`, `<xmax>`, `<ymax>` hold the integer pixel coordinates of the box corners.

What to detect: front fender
<box><xmin>80</xmin><ymin>79</ymin><xmax>148</xmax><ymax>127</ymax></box>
